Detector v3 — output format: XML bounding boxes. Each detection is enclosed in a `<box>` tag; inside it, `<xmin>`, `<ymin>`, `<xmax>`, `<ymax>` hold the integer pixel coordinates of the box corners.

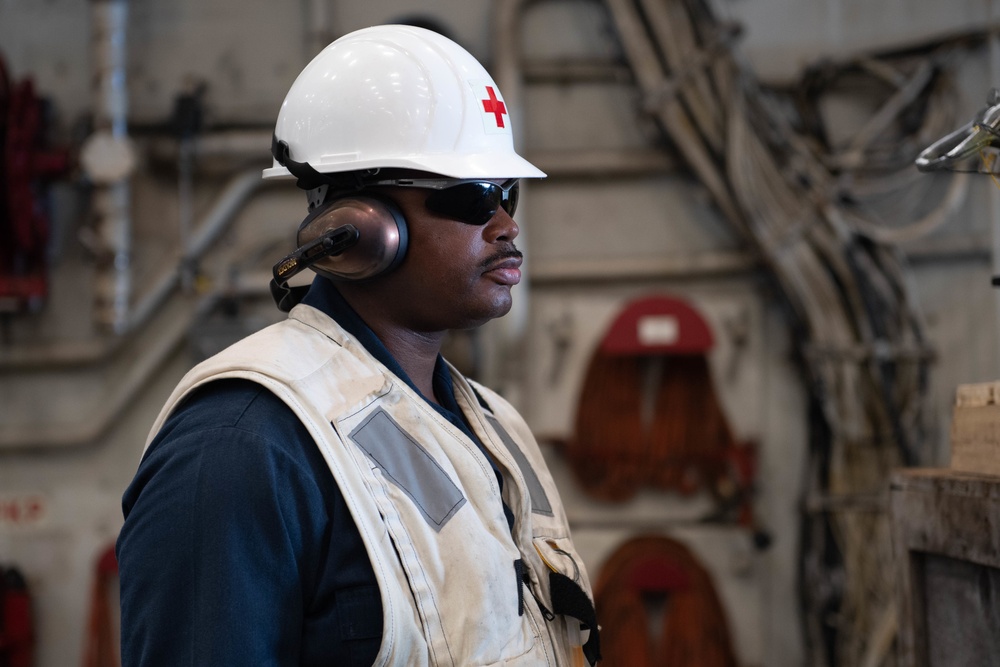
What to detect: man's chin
<box><xmin>454</xmin><ymin>296</ymin><xmax>513</xmax><ymax>330</ymax></box>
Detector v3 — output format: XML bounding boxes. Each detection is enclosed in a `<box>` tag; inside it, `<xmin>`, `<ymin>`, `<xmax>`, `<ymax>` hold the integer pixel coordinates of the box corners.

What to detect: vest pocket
<box><xmin>532</xmin><ymin>537</ymin><xmax>584</xmax><ymax>585</ymax></box>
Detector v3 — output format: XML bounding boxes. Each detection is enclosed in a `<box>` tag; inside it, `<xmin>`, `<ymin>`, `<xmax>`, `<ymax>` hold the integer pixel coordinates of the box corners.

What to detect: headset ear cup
<box><xmin>296</xmin><ymin>195</ymin><xmax>408</xmax><ymax>281</ymax></box>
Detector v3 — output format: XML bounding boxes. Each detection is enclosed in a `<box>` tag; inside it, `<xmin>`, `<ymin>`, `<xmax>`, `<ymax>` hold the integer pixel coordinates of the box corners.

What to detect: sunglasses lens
<box><xmin>425</xmin><ymin>181</ymin><xmax>518</xmax><ymax>225</ymax></box>
<box><xmin>502</xmin><ymin>183</ymin><xmax>519</xmax><ymax>217</ymax></box>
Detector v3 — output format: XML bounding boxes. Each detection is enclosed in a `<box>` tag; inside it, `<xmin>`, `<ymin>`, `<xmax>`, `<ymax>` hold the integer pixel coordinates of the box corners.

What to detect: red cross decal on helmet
<box><xmin>481</xmin><ymin>86</ymin><xmax>508</xmax><ymax>128</ymax></box>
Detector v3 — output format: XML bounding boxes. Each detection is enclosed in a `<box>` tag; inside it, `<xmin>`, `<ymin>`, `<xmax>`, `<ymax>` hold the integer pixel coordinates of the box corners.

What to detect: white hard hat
<box><xmin>264</xmin><ymin>24</ymin><xmax>545</xmax><ymax>185</ymax></box>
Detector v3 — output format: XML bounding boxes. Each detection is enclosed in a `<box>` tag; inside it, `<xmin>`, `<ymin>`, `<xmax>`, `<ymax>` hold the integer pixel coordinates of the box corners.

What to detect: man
<box><xmin>117</xmin><ymin>24</ymin><xmax>599</xmax><ymax>666</ymax></box>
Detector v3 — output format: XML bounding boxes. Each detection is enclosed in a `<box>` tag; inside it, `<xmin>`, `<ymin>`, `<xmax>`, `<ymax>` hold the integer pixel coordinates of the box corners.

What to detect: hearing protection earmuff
<box><xmin>269</xmin><ymin>193</ymin><xmax>409</xmax><ymax>312</ymax></box>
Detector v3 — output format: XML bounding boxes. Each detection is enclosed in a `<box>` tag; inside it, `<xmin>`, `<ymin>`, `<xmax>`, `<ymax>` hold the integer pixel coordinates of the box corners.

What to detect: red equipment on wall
<box><xmin>560</xmin><ymin>295</ymin><xmax>757</xmax><ymax>525</ymax></box>
<box><xmin>82</xmin><ymin>545</ymin><xmax>119</xmax><ymax>667</ymax></box>
<box><xmin>598</xmin><ymin>295</ymin><xmax>715</xmax><ymax>355</ymax></box>
<box><xmin>593</xmin><ymin>535</ymin><xmax>738</xmax><ymax>667</ymax></box>
<box><xmin>0</xmin><ymin>52</ymin><xmax>71</xmax><ymax>313</ymax></box>
<box><xmin>0</xmin><ymin>566</ymin><xmax>34</xmax><ymax>667</ymax></box>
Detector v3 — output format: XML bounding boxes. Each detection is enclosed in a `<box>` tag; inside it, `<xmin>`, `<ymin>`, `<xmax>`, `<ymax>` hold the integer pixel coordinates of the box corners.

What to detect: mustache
<box><xmin>480</xmin><ymin>246</ymin><xmax>522</xmax><ymax>269</ymax></box>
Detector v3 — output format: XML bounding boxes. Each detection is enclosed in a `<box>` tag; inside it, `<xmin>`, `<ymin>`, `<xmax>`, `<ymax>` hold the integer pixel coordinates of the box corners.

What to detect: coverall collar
<box><xmin>299</xmin><ymin>276</ymin><xmax>463</xmax><ymax>416</ymax></box>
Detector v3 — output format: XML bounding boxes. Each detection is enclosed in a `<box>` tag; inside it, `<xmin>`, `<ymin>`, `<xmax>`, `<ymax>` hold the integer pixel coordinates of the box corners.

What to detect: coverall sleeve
<box><xmin>116</xmin><ymin>420</ymin><xmax>328</xmax><ymax>666</ymax></box>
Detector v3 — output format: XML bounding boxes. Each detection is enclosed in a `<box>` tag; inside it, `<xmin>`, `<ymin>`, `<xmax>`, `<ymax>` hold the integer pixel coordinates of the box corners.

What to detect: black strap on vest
<box><xmin>549</xmin><ymin>570</ymin><xmax>602</xmax><ymax>666</ymax></box>
<box><xmin>518</xmin><ymin>561</ymin><xmax>600</xmax><ymax>664</ymax></box>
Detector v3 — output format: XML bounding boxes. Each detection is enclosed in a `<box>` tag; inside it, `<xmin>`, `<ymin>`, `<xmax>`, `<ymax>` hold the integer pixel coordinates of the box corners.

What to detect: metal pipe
<box><xmin>529</xmin><ymin>148</ymin><xmax>676</xmax><ymax>177</ymax></box>
<box><xmin>146</xmin><ymin>130</ymin><xmax>273</xmax><ymax>165</ymax></box>
<box><xmin>530</xmin><ymin>250</ymin><xmax>760</xmax><ymax>284</ymax></box>
<box><xmin>522</xmin><ymin>58</ymin><xmax>632</xmax><ymax>84</ymax></box>
<box><xmin>991</xmin><ymin>8</ymin><xmax>1000</xmax><ymax>360</ymax></box>
<box><xmin>304</xmin><ymin>0</ymin><xmax>334</xmax><ymax>59</ymax></box>
<box><xmin>483</xmin><ymin>0</ymin><xmax>534</xmax><ymax>395</ymax></box>
<box><xmin>489</xmin><ymin>0</ymin><xmax>679</xmax><ymax>391</ymax></box>
<box><xmin>90</xmin><ymin>0</ymin><xmax>133</xmax><ymax>334</ymax></box>
<box><xmin>178</xmin><ymin>138</ymin><xmax>196</xmax><ymax>291</ymax></box>
<box><xmin>0</xmin><ymin>297</ymin><xmax>192</xmax><ymax>451</ymax></box>
<box><xmin>128</xmin><ymin>168</ymin><xmax>265</xmax><ymax>333</ymax></box>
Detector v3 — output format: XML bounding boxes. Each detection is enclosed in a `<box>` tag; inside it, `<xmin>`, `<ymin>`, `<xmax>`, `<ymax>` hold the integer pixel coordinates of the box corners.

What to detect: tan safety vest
<box><xmin>146</xmin><ymin>303</ymin><xmax>595</xmax><ymax>666</ymax></box>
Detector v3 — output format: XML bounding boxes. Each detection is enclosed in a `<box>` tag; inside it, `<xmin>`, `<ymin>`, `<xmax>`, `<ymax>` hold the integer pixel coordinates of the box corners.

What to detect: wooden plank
<box><xmin>950</xmin><ymin>381</ymin><xmax>1000</xmax><ymax>477</ymax></box>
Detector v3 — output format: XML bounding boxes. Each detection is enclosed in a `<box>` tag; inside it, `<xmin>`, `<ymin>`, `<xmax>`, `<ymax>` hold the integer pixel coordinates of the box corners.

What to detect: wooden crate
<box><xmin>890</xmin><ymin>469</ymin><xmax>1000</xmax><ymax>667</ymax></box>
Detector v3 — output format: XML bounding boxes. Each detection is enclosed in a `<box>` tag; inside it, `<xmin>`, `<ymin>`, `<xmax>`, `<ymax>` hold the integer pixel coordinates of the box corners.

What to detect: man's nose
<box><xmin>484</xmin><ymin>207</ymin><xmax>519</xmax><ymax>242</ymax></box>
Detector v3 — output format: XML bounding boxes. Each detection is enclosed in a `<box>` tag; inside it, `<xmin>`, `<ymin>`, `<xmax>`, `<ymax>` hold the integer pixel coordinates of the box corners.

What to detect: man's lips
<box><xmin>482</xmin><ymin>251</ymin><xmax>523</xmax><ymax>286</ymax></box>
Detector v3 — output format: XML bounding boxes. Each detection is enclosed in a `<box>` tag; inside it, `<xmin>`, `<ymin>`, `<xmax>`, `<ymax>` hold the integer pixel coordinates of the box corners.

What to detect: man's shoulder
<box><xmin>204</xmin><ymin>315</ymin><xmax>340</xmax><ymax>374</ymax></box>
<box><xmin>191</xmin><ymin>309</ymin><xmax>378</xmax><ymax>390</ymax></box>
<box><xmin>157</xmin><ymin>377</ymin><xmax>309</xmax><ymax>450</ymax></box>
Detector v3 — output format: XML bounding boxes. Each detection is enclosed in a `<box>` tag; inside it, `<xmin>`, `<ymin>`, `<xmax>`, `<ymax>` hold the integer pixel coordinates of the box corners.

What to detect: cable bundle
<box><xmin>597</xmin><ymin>0</ymin><xmax>986</xmax><ymax>663</ymax></box>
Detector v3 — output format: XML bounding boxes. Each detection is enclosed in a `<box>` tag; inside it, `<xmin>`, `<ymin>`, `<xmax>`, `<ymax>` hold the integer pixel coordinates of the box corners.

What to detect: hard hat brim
<box><xmin>263</xmin><ymin>151</ymin><xmax>546</xmax><ymax>181</ymax></box>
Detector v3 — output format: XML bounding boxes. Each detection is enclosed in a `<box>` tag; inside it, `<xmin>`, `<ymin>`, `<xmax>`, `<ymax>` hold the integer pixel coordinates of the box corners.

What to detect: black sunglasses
<box><xmin>365</xmin><ymin>178</ymin><xmax>519</xmax><ymax>226</ymax></box>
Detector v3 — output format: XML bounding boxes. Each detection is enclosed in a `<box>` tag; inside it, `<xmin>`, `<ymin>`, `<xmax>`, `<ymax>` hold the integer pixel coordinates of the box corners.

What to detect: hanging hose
<box><xmin>559</xmin><ymin>294</ymin><xmax>757</xmax><ymax>524</ymax></box>
<box><xmin>566</xmin><ymin>354</ymin><xmax>739</xmax><ymax>502</ymax></box>
<box><xmin>593</xmin><ymin>534</ymin><xmax>739</xmax><ymax>667</ymax></box>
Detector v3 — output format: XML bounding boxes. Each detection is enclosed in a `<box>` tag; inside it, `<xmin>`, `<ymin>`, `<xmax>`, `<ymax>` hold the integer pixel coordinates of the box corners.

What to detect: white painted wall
<box><xmin>0</xmin><ymin>1</ymin><xmax>997</xmax><ymax>665</ymax></box>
